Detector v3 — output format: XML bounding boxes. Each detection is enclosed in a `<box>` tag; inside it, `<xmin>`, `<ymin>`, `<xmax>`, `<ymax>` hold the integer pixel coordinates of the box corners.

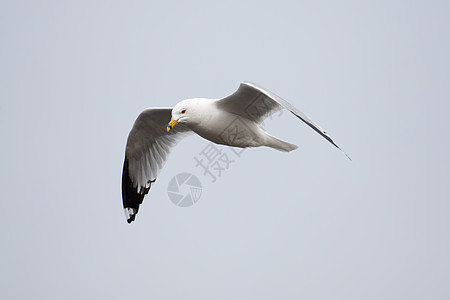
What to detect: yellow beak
<box><xmin>167</xmin><ymin>118</ymin><xmax>179</xmax><ymax>132</ymax></box>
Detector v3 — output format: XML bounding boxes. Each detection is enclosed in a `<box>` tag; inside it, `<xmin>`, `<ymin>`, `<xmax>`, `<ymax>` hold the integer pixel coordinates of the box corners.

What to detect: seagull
<box><xmin>122</xmin><ymin>82</ymin><xmax>350</xmax><ymax>223</ymax></box>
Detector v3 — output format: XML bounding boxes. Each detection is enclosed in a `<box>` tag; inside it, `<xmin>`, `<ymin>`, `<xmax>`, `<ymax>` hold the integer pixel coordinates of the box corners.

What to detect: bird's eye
<box><xmin>181</xmin><ymin>109</ymin><xmax>186</xmax><ymax>114</ymax></box>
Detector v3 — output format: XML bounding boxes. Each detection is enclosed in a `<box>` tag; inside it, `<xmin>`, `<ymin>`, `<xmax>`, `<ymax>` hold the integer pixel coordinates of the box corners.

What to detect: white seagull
<box><xmin>122</xmin><ymin>82</ymin><xmax>350</xmax><ymax>223</ymax></box>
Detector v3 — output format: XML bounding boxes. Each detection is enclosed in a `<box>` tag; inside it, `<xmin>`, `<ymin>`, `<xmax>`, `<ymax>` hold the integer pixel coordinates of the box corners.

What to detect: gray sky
<box><xmin>2</xmin><ymin>1</ymin><xmax>450</xmax><ymax>299</ymax></box>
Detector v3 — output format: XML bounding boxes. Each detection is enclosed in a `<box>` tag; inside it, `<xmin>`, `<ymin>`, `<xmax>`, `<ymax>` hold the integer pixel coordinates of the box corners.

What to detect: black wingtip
<box><xmin>122</xmin><ymin>158</ymin><xmax>153</xmax><ymax>224</ymax></box>
<box><xmin>344</xmin><ymin>151</ymin><xmax>352</xmax><ymax>161</ymax></box>
<box><xmin>127</xmin><ymin>214</ymin><xmax>135</xmax><ymax>224</ymax></box>
<box><xmin>331</xmin><ymin>141</ymin><xmax>352</xmax><ymax>161</ymax></box>
<box><xmin>334</xmin><ymin>144</ymin><xmax>352</xmax><ymax>161</ymax></box>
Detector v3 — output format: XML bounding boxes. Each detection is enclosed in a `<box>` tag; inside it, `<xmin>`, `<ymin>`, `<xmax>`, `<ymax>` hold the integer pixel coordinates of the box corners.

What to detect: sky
<box><xmin>1</xmin><ymin>0</ymin><xmax>450</xmax><ymax>299</ymax></box>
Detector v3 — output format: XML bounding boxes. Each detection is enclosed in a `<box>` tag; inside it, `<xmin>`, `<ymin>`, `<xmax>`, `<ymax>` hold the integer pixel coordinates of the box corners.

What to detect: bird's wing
<box><xmin>122</xmin><ymin>108</ymin><xmax>192</xmax><ymax>223</ymax></box>
<box><xmin>216</xmin><ymin>82</ymin><xmax>350</xmax><ymax>159</ymax></box>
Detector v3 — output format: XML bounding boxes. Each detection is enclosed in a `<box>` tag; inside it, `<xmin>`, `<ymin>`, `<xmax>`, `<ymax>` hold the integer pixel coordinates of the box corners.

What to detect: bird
<box><xmin>122</xmin><ymin>82</ymin><xmax>350</xmax><ymax>223</ymax></box>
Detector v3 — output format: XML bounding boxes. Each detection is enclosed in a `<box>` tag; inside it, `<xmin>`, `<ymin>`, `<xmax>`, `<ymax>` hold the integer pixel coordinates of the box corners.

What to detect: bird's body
<box><xmin>122</xmin><ymin>82</ymin><xmax>349</xmax><ymax>223</ymax></box>
<box><xmin>180</xmin><ymin>98</ymin><xmax>295</xmax><ymax>151</ymax></box>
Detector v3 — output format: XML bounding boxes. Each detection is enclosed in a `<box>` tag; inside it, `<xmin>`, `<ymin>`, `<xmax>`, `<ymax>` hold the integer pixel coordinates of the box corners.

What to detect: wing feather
<box><xmin>122</xmin><ymin>108</ymin><xmax>192</xmax><ymax>223</ymax></box>
<box><xmin>216</xmin><ymin>82</ymin><xmax>350</xmax><ymax>159</ymax></box>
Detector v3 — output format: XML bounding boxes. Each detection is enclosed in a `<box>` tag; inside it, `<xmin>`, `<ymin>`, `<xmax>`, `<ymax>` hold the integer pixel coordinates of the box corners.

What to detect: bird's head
<box><xmin>167</xmin><ymin>98</ymin><xmax>207</xmax><ymax>132</ymax></box>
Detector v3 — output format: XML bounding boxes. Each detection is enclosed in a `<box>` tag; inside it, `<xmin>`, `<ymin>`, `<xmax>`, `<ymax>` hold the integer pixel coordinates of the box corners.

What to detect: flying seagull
<box><xmin>122</xmin><ymin>82</ymin><xmax>350</xmax><ymax>223</ymax></box>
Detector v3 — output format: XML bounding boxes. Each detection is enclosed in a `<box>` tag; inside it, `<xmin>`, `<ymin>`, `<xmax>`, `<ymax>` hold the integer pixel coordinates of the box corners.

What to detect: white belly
<box><xmin>191</xmin><ymin>112</ymin><xmax>265</xmax><ymax>148</ymax></box>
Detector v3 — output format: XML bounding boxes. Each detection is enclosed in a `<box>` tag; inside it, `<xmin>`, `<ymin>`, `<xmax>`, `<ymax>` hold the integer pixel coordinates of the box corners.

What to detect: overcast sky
<box><xmin>2</xmin><ymin>1</ymin><xmax>450</xmax><ymax>299</ymax></box>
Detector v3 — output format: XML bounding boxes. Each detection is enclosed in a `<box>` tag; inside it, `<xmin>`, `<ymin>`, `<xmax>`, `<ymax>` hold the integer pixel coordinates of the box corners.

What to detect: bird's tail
<box><xmin>264</xmin><ymin>134</ymin><xmax>298</xmax><ymax>152</ymax></box>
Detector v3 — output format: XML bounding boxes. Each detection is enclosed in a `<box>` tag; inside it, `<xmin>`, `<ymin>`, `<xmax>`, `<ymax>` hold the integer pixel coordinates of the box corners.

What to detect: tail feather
<box><xmin>264</xmin><ymin>134</ymin><xmax>298</xmax><ymax>152</ymax></box>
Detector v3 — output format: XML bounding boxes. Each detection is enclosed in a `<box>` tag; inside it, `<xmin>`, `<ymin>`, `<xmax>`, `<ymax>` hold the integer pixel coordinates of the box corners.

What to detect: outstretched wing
<box><xmin>122</xmin><ymin>108</ymin><xmax>192</xmax><ymax>223</ymax></box>
<box><xmin>215</xmin><ymin>82</ymin><xmax>350</xmax><ymax>159</ymax></box>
